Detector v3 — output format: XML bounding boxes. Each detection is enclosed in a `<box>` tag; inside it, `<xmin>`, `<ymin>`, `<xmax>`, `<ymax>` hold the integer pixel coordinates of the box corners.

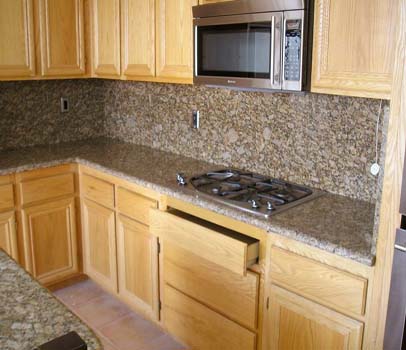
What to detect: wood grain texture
<box><xmin>81</xmin><ymin>173</ymin><xmax>115</xmax><ymax>209</ymax></box>
<box><xmin>270</xmin><ymin>247</ymin><xmax>367</xmax><ymax>316</ymax></box>
<box><xmin>0</xmin><ymin>0</ymin><xmax>35</xmax><ymax>78</ymax></box>
<box><xmin>163</xmin><ymin>241</ymin><xmax>259</xmax><ymax>330</ymax></box>
<box><xmin>311</xmin><ymin>0</ymin><xmax>398</xmax><ymax>98</ymax></box>
<box><xmin>268</xmin><ymin>285</ymin><xmax>364</xmax><ymax>350</ymax></box>
<box><xmin>150</xmin><ymin>208</ymin><xmax>259</xmax><ymax>276</ymax></box>
<box><xmin>0</xmin><ymin>211</ymin><xmax>18</xmax><ymax>261</ymax></box>
<box><xmin>0</xmin><ymin>184</ymin><xmax>14</xmax><ymax>212</ymax></box>
<box><xmin>163</xmin><ymin>284</ymin><xmax>257</xmax><ymax>350</ymax></box>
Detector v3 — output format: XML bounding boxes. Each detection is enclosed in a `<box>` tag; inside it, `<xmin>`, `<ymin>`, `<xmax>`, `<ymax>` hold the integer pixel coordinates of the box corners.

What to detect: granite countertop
<box><xmin>0</xmin><ymin>138</ymin><xmax>376</xmax><ymax>265</ymax></box>
<box><xmin>0</xmin><ymin>250</ymin><xmax>101</xmax><ymax>350</ymax></box>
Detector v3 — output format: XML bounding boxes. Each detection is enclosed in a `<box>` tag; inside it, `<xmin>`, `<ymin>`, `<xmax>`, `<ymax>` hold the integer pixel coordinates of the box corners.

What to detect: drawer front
<box><xmin>270</xmin><ymin>247</ymin><xmax>367</xmax><ymax>316</ymax></box>
<box><xmin>20</xmin><ymin>173</ymin><xmax>75</xmax><ymax>206</ymax></box>
<box><xmin>164</xmin><ymin>242</ymin><xmax>259</xmax><ymax>329</ymax></box>
<box><xmin>117</xmin><ymin>188</ymin><xmax>157</xmax><ymax>225</ymax></box>
<box><xmin>163</xmin><ymin>285</ymin><xmax>256</xmax><ymax>350</ymax></box>
<box><xmin>0</xmin><ymin>184</ymin><xmax>14</xmax><ymax>211</ymax></box>
<box><xmin>82</xmin><ymin>174</ymin><xmax>114</xmax><ymax>208</ymax></box>
<box><xmin>150</xmin><ymin>209</ymin><xmax>259</xmax><ymax>276</ymax></box>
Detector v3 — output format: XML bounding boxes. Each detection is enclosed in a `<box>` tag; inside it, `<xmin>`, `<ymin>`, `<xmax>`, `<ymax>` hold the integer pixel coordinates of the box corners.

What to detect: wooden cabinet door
<box><xmin>21</xmin><ymin>198</ymin><xmax>78</xmax><ymax>285</ymax></box>
<box><xmin>0</xmin><ymin>0</ymin><xmax>35</xmax><ymax>78</ymax></box>
<box><xmin>117</xmin><ymin>215</ymin><xmax>159</xmax><ymax>319</ymax></box>
<box><xmin>90</xmin><ymin>0</ymin><xmax>121</xmax><ymax>77</ymax></box>
<box><xmin>156</xmin><ymin>0</ymin><xmax>197</xmax><ymax>82</ymax></box>
<box><xmin>82</xmin><ymin>199</ymin><xmax>117</xmax><ymax>293</ymax></box>
<box><xmin>199</xmin><ymin>0</ymin><xmax>230</xmax><ymax>3</ymax></box>
<box><xmin>311</xmin><ymin>0</ymin><xmax>397</xmax><ymax>99</ymax></box>
<box><xmin>38</xmin><ymin>0</ymin><xmax>85</xmax><ymax>76</ymax></box>
<box><xmin>0</xmin><ymin>211</ymin><xmax>18</xmax><ymax>261</ymax></box>
<box><xmin>267</xmin><ymin>285</ymin><xmax>363</xmax><ymax>350</ymax></box>
<box><xmin>121</xmin><ymin>0</ymin><xmax>155</xmax><ymax>78</ymax></box>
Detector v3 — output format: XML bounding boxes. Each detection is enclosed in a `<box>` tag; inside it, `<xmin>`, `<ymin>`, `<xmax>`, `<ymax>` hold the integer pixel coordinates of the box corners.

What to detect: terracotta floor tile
<box><xmin>138</xmin><ymin>333</ymin><xmax>187</xmax><ymax>350</ymax></box>
<box><xmin>54</xmin><ymin>279</ymin><xmax>106</xmax><ymax>307</ymax></box>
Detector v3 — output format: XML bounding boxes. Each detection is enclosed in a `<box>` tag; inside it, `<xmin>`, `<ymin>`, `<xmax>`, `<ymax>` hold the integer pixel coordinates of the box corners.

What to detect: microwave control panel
<box><xmin>284</xmin><ymin>19</ymin><xmax>302</xmax><ymax>82</ymax></box>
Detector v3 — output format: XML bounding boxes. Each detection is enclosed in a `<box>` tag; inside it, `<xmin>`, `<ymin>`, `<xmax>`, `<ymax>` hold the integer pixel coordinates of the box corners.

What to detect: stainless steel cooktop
<box><xmin>176</xmin><ymin>169</ymin><xmax>324</xmax><ymax>218</ymax></box>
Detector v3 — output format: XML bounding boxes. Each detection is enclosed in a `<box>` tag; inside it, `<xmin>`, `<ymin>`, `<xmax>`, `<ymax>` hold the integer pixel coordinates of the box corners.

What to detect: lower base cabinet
<box><xmin>268</xmin><ymin>285</ymin><xmax>363</xmax><ymax>350</ymax></box>
<box><xmin>0</xmin><ymin>211</ymin><xmax>18</xmax><ymax>261</ymax></box>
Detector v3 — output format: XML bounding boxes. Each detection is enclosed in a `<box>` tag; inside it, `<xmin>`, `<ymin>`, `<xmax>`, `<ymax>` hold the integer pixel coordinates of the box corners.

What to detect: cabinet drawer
<box><xmin>20</xmin><ymin>173</ymin><xmax>75</xmax><ymax>205</ymax></box>
<box><xmin>82</xmin><ymin>174</ymin><xmax>114</xmax><ymax>208</ymax></box>
<box><xmin>150</xmin><ymin>209</ymin><xmax>259</xmax><ymax>276</ymax></box>
<box><xmin>163</xmin><ymin>284</ymin><xmax>256</xmax><ymax>350</ymax></box>
<box><xmin>0</xmin><ymin>184</ymin><xmax>14</xmax><ymax>211</ymax></box>
<box><xmin>164</xmin><ymin>242</ymin><xmax>259</xmax><ymax>329</ymax></box>
<box><xmin>270</xmin><ymin>247</ymin><xmax>367</xmax><ymax>316</ymax></box>
<box><xmin>117</xmin><ymin>188</ymin><xmax>157</xmax><ymax>225</ymax></box>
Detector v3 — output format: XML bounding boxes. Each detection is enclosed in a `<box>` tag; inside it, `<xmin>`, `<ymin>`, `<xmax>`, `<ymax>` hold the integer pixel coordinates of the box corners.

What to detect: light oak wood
<box><xmin>163</xmin><ymin>241</ymin><xmax>259</xmax><ymax>330</ymax></box>
<box><xmin>121</xmin><ymin>0</ymin><xmax>155</xmax><ymax>78</ymax></box>
<box><xmin>117</xmin><ymin>187</ymin><xmax>157</xmax><ymax>225</ymax></box>
<box><xmin>155</xmin><ymin>0</ymin><xmax>197</xmax><ymax>80</ymax></box>
<box><xmin>0</xmin><ymin>211</ymin><xmax>18</xmax><ymax>261</ymax></box>
<box><xmin>268</xmin><ymin>285</ymin><xmax>364</xmax><ymax>350</ymax></box>
<box><xmin>82</xmin><ymin>198</ymin><xmax>117</xmax><ymax>294</ymax></box>
<box><xmin>199</xmin><ymin>0</ymin><xmax>230</xmax><ymax>3</ymax></box>
<box><xmin>270</xmin><ymin>247</ymin><xmax>367</xmax><ymax>316</ymax></box>
<box><xmin>117</xmin><ymin>214</ymin><xmax>159</xmax><ymax>320</ymax></box>
<box><xmin>163</xmin><ymin>284</ymin><xmax>257</xmax><ymax>350</ymax></box>
<box><xmin>90</xmin><ymin>0</ymin><xmax>121</xmax><ymax>77</ymax></box>
<box><xmin>0</xmin><ymin>184</ymin><xmax>14</xmax><ymax>212</ymax></box>
<box><xmin>38</xmin><ymin>0</ymin><xmax>86</xmax><ymax>76</ymax></box>
<box><xmin>150</xmin><ymin>208</ymin><xmax>259</xmax><ymax>276</ymax></box>
<box><xmin>311</xmin><ymin>0</ymin><xmax>398</xmax><ymax>99</ymax></box>
<box><xmin>19</xmin><ymin>173</ymin><xmax>75</xmax><ymax>206</ymax></box>
<box><xmin>21</xmin><ymin>197</ymin><xmax>78</xmax><ymax>284</ymax></box>
<box><xmin>81</xmin><ymin>173</ymin><xmax>115</xmax><ymax>208</ymax></box>
<box><xmin>0</xmin><ymin>0</ymin><xmax>35</xmax><ymax>78</ymax></box>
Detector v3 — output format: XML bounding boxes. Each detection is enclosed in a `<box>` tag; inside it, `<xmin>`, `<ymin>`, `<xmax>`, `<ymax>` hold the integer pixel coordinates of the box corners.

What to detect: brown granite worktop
<box><xmin>0</xmin><ymin>138</ymin><xmax>376</xmax><ymax>265</ymax></box>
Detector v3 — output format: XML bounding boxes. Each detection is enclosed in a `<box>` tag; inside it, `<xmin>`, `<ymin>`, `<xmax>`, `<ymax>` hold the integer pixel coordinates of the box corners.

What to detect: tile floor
<box><xmin>53</xmin><ymin>279</ymin><xmax>186</xmax><ymax>350</ymax></box>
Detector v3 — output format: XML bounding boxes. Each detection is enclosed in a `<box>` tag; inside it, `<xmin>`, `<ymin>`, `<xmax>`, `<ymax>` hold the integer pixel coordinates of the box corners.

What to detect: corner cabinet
<box><xmin>311</xmin><ymin>0</ymin><xmax>398</xmax><ymax>99</ymax></box>
<box><xmin>0</xmin><ymin>212</ymin><xmax>18</xmax><ymax>261</ymax></box>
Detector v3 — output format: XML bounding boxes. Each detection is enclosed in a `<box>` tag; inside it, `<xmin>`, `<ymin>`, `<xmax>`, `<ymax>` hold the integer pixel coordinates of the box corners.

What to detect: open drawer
<box><xmin>150</xmin><ymin>208</ymin><xmax>259</xmax><ymax>276</ymax></box>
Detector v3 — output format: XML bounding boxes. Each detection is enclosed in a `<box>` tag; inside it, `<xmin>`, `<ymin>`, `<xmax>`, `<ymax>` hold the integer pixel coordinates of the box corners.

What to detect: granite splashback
<box><xmin>0</xmin><ymin>79</ymin><xmax>105</xmax><ymax>151</ymax></box>
<box><xmin>103</xmin><ymin>80</ymin><xmax>388</xmax><ymax>203</ymax></box>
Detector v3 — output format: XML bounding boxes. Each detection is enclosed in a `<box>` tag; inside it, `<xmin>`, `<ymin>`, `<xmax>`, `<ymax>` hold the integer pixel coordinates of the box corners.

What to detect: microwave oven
<box><xmin>192</xmin><ymin>0</ymin><xmax>311</xmax><ymax>92</ymax></box>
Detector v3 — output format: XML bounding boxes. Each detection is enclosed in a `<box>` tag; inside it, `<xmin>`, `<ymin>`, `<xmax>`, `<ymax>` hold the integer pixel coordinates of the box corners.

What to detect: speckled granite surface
<box><xmin>0</xmin><ymin>250</ymin><xmax>101</xmax><ymax>350</ymax></box>
<box><xmin>0</xmin><ymin>138</ymin><xmax>376</xmax><ymax>265</ymax></box>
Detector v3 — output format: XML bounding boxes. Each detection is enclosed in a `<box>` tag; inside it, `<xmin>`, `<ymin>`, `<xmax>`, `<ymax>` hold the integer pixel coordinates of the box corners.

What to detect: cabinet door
<box><xmin>117</xmin><ymin>215</ymin><xmax>159</xmax><ymax>319</ymax></box>
<box><xmin>121</xmin><ymin>0</ymin><xmax>155</xmax><ymax>78</ymax></box>
<box><xmin>21</xmin><ymin>198</ymin><xmax>78</xmax><ymax>285</ymax></box>
<box><xmin>38</xmin><ymin>0</ymin><xmax>85</xmax><ymax>76</ymax></box>
<box><xmin>90</xmin><ymin>0</ymin><xmax>121</xmax><ymax>77</ymax></box>
<box><xmin>0</xmin><ymin>211</ymin><xmax>18</xmax><ymax>261</ymax></box>
<box><xmin>156</xmin><ymin>0</ymin><xmax>197</xmax><ymax>82</ymax></box>
<box><xmin>199</xmin><ymin>0</ymin><xmax>230</xmax><ymax>3</ymax></box>
<box><xmin>267</xmin><ymin>285</ymin><xmax>363</xmax><ymax>350</ymax></box>
<box><xmin>311</xmin><ymin>0</ymin><xmax>397</xmax><ymax>99</ymax></box>
<box><xmin>0</xmin><ymin>0</ymin><xmax>35</xmax><ymax>78</ymax></box>
<box><xmin>82</xmin><ymin>199</ymin><xmax>117</xmax><ymax>293</ymax></box>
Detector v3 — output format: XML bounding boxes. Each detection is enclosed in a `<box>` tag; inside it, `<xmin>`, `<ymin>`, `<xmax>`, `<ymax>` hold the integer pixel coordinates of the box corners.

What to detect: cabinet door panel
<box><xmin>38</xmin><ymin>0</ymin><xmax>85</xmax><ymax>76</ymax></box>
<box><xmin>156</xmin><ymin>0</ymin><xmax>196</xmax><ymax>80</ymax></box>
<box><xmin>22</xmin><ymin>198</ymin><xmax>78</xmax><ymax>284</ymax></box>
<box><xmin>82</xmin><ymin>199</ymin><xmax>117</xmax><ymax>293</ymax></box>
<box><xmin>0</xmin><ymin>212</ymin><xmax>18</xmax><ymax>261</ymax></box>
<box><xmin>117</xmin><ymin>215</ymin><xmax>159</xmax><ymax>319</ymax></box>
<box><xmin>90</xmin><ymin>0</ymin><xmax>121</xmax><ymax>77</ymax></box>
<box><xmin>121</xmin><ymin>0</ymin><xmax>155</xmax><ymax>78</ymax></box>
<box><xmin>0</xmin><ymin>0</ymin><xmax>35</xmax><ymax>78</ymax></box>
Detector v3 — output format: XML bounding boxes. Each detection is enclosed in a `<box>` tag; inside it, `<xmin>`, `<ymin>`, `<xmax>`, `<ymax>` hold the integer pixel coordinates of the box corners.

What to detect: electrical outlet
<box><xmin>192</xmin><ymin>110</ymin><xmax>200</xmax><ymax>129</ymax></box>
<box><xmin>60</xmin><ymin>98</ymin><xmax>69</xmax><ymax>113</ymax></box>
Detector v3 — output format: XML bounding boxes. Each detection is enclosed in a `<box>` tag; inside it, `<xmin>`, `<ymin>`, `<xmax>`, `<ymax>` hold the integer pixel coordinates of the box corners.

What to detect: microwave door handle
<box><xmin>271</xmin><ymin>16</ymin><xmax>282</xmax><ymax>87</ymax></box>
<box><xmin>270</xmin><ymin>16</ymin><xmax>275</xmax><ymax>85</ymax></box>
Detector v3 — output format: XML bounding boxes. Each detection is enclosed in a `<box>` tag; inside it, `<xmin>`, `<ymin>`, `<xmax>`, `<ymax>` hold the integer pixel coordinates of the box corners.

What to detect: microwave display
<box><xmin>197</xmin><ymin>23</ymin><xmax>272</xmax><ymax>79</ymax></box>
<box><xmin>284</xmin><ymin>19</ymin><xmax>302</xmax><ymax>82</ymax></box>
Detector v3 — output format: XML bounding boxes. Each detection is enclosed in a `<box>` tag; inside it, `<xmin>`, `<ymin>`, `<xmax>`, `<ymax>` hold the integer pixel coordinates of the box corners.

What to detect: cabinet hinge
<box><xmin>266</xmin><ymin>297</ymin><xmax>270</xmax><ymax>310</ymax></box>
<box><xmin>157</xmin><ymin>241</ymin><xmax>161</xmax><ymax>254</ymax></box>
<box><xmin>159</xmin><ymin>300</ymin><xmax>162</xmax><ymax>311</ymax></box>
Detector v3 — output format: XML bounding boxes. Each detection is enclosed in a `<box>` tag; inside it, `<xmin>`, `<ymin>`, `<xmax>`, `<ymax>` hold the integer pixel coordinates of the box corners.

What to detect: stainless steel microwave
<box><xmin>192</xmin><ymin>0</ymin><xmax>311</xmax><ymax>92</ymax></box>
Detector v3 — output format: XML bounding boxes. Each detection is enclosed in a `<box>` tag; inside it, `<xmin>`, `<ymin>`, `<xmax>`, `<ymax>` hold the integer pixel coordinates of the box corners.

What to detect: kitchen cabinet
<box><xmin>156</xmin><ymin>0</ymin><xmax>196</xmax><ymax>82</ymax></box>
<box><xmin>267</xmin><ymin>285</ymin><xmax>363</xmax><ymax>350</ymax></box>
<box><xmin>311</xmin><ymin>0</ymin><xmax>398</xmax><ymax>99</ymax></box>
<box><xmin>0</xmin><ymin>0</ymin><xmax>36</xmax><ymax>79</ymax></box>
<box><xmin>89</xmin><ymin>0</ymin><xmax>121</xmax><ymax>77</ymax></box>
<box><xmin>37</xmin><ymin>0</ymin><xmax>86</xmax><ymax>77</ymax></box>
<box><xmin>0</xmin><ymin>212</ymin><xmax>18</xmax><ymax>261</ymax></box>
<box><xmin>199</xmin><ymin>0</ymin><xmax>230</xmax><ymax>3</ymax></box>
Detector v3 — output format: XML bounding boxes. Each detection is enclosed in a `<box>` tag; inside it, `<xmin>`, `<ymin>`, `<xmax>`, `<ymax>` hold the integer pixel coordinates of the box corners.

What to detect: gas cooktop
<box><xmin>176</xmin><ymin>169</ymin><xmax>324</xmax><ymax>218</ymax></box>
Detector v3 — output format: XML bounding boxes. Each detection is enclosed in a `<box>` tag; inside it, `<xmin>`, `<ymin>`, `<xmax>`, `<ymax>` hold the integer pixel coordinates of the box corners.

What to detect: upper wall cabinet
<box><xmin>0</xmin><ymin>0</ymin><xmax>36</xmax><ymax>79</ymax></box>
<box><xmin>90</xmin><ymin>0</ymin><xmax>121</xmax><ymax>77</ymax></box>
<box><xmin>311</xmin><ymin>0</ymin><xmax>398</xmax><ymax>99</ymax></box>
<box><xmin>38</xmin><ymin>0</ymin><xmax>86</xmax><ymax>77</ymax></box>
